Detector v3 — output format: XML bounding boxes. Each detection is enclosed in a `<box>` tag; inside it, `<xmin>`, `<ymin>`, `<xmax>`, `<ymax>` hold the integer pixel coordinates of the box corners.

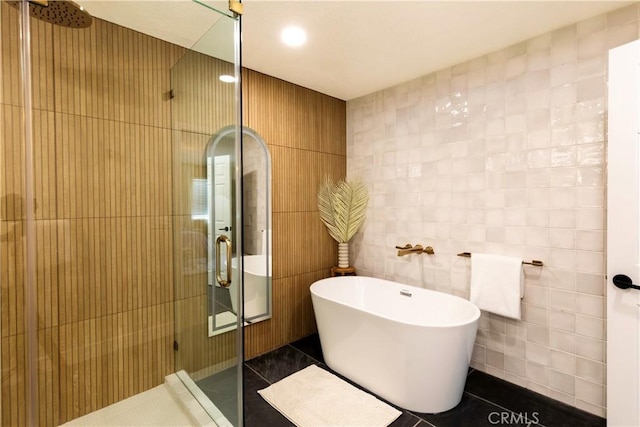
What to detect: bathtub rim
<box><xmin>230</xmin><ymin>254</ymin><xmax>272</xmax><ymax>277</ymax></box>
<box><xmin>310</xmin><ymin>275</ymin><xmax>481</xmax><ymax>329</ymax></box>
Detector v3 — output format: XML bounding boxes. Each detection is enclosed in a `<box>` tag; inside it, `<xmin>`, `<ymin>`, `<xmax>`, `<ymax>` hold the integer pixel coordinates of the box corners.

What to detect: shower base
<box><xmin>59</xmin><ymin>371</ymin><xmax>231</xmax><ymax>426</ymax></box>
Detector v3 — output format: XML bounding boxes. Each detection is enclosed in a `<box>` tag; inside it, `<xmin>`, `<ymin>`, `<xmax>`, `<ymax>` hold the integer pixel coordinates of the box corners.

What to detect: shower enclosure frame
<box><xmin>1</xmin><ymin>0</ymin><xmax>245</xmax><ymax>425</ymax></box>
<box><xmin>18</xmin><ymin>2</ymin><xmax>39</xmax><ymax>426</ymax></box>
<box><xmin>170</xmin><ymin>0</ymin><xmax>245</xmax><ymax>424</ymax></box>
<box><xmin>233</xmin><ymin>7</ymin><xmax>244</xmax><ymax>425</ymax></box>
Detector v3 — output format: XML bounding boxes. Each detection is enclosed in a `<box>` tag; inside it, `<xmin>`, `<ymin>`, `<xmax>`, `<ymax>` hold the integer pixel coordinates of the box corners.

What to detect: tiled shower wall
<box><xmin>0</xmin><ymin>3</ymin><xmax>343</xmax><ymax>424</ymax></box>
<box><xmin>347</xmin><ymin>4</ymin><xmax>640</xmax><ymax>418</ymax></box>
<box><xmin>0</xmin><ymin>5</ymin><xmax>183</xmax><ymax>425</ymax></box>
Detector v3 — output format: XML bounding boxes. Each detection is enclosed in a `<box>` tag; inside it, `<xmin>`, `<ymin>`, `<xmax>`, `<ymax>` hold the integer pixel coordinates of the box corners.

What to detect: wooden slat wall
<box><xmin>173</xmin><ymin>63</ymin><xmax>347</xmax><ymax>363</ymax></box>
<box><xmin>1</xmin><ymin>4</ymin><xmax>183</xmax><ymax>425</ymax></box>
<box><xmin>243</xmin><ymin>69</ymin><xmax>346</xmax><ymax>359</ymax></box>
<box><xmin>170</xmin><ymin>48</ymin><xmax>238</xmax><ymax>376</ymax></box>
<box><xmin>1</xmin><ymin>2</ymin><xmax>347</xmax><ymax>425</ymax></box>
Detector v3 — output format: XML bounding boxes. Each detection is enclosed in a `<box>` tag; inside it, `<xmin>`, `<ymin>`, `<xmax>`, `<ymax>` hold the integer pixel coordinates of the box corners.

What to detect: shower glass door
<box><xmin>171</xmin><ymin>2</ymin><xmax>243</xmax><ymax>425</ymax></box>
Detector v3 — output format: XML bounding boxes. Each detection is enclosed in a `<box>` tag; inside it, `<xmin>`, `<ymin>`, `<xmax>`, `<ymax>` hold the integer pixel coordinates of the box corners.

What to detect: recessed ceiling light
<box><xmin>219</xmin><ymin>75</ymin><xmax>236</xmax><ymax>83</ymax></box>
<box><xmin>281</xmin><ymin>26</ymin><xmax>306</xmax><ymax>47</ymax></box>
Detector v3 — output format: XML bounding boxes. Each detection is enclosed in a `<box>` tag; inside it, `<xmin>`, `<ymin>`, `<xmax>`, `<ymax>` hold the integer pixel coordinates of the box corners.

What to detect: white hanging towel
<box><xmin>470</xmin><ymin>253</ymin><xmax>524</xmax><ymax>320</ymax></box>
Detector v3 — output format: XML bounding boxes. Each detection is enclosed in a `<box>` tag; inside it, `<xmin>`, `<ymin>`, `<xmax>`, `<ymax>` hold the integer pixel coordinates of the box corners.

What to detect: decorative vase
<box><xmin>338</xmin><ymin>242</ymin><xmax>349</xmax><ymax>268</ymax></box>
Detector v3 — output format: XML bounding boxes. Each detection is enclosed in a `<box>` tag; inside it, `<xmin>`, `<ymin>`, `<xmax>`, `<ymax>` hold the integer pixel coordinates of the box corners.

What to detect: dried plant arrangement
<box><xmin>317</xmin><ymin>176</ymin><xmax>369</xmax><ymax>267</ymax></box>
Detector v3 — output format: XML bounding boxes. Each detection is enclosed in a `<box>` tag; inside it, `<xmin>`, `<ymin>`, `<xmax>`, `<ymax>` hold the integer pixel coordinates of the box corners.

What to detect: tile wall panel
<box><xmin>173</xmin><ymin>295</ymin><xmax>236</xmax><ymax>375</ymax></box>
<box><xmin>1</xmin><ymin>334</ymin><xmax>26</xmax><ymax>427</ymax></box>
<box><xmin>51</xmin><ymin>18</ymin><xmax>181</xmax><ymax>128</ymax></box>
<box><xmin>169</xmin><ymin>48</ymin><xmax>239</xmax><ymax>378</ymax></box>
<box><xmin>272</xmin><ymin>212</ymin><xmax>338</xmax><ymax>279</ymax></box>
<box><xmin>1</xmin><ymin>3</ymin><xmax>183</xmax><ymax>424</ymax></box>
<box><xmin>170</xmin><ymin>51</ymin><xmax>235</xmax><ymax>134</ymax></box>
<box><xmin>346</xmin><ymin>4</ymin><xmax>640</xmax><ymax>417</ymax></box>
<box><xmin>171</xmin><ymin>130</ymin><xmax>210</xmax><ymax>217</ymax></box>
<box><xmin>0</xmin><ymin>106</ymin><xmax>26</xmax><ymax>341</ymax></box>
<box><xmin>166</xmin><ymin>45</ymin><xmax>297</xmax><ymax>384</ymax></box>
<box><xmin>1</xmin><ymin>105</ymin><xmax>26</xmax><ymax>221</ymax></box>
<box><xmin>244</xmin><ymin>70</ymin><xmax>298</xmax><ymax>149</ymax></box>
<box><xmin>54</xmin><ymin>114</ymin><xmax>173</xmax><ymax>219</ymax></box>
<box><xmin>243</xmin><ymin>70</ymin><xmax>346</xmax><ymax>359</ymax></box>
<box><xmin>0</xmin><ymin>3</ymin><xmax>22</xmax><ymax>107</ymax></box>
<box><xmin>270</xmin><ymin>145</ymin><xmax>346</xmax><ymax>213</ymax></box>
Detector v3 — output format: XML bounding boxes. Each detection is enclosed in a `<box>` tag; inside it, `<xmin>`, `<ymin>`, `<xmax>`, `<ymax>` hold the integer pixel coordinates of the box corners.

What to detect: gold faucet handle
<box><xmin>395</xmin><ymin>244</ymin><xmax>412</xmax><ymax>250</ymax></box>
<box><xmin>396</xmin><ymin>244</ymin><xmax>434</xmax><ymax>256</ymax></box>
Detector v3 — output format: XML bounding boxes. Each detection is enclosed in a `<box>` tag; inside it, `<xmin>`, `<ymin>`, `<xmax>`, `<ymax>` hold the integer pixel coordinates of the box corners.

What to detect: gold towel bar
<box><xmin>457</xmin><ymin>252</ymin><xmax>543</xmax><ymax>267</ymax></box>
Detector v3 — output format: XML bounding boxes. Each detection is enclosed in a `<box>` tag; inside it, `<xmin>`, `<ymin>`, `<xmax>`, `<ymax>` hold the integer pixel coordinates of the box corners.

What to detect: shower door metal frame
<box><xmin>171</xmin><ymin>1</ymin><xmax>244</xmax><ymax>425</ymax></box>
<box><xmin>17</xmin><ymin>2</ymin><xmax>39</xmax><ymax>425</ymax></box>
<box><xmin>232</xmin><ymin>10</ymin><xmax>244</xmax><ymax>425</ymax></box>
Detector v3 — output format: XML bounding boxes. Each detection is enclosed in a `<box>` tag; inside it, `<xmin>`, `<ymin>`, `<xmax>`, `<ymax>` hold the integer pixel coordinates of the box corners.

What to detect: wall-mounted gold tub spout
<box><xmin>396</xmin><ymin>244</ymin><xmax>435</xmax><ymax>257</ymax></box>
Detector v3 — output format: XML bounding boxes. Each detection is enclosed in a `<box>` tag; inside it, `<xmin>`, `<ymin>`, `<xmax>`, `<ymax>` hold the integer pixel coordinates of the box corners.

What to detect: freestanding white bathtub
<box><xmin>310</xmin><ymin>276</ymin><xmax>480</xmax><ymax>413</ymax></box>
<box><xmin>230</xmin><ymin>255</ymin><xmax>271</xmax><ymax>320</ymax></box>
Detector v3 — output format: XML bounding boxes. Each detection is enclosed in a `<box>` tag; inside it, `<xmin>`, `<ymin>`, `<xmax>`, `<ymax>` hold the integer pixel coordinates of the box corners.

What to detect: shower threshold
<box><xmin>58</xmin><ymin>371</ymin><xmax>231</xmax><ymax>427</ymax></box>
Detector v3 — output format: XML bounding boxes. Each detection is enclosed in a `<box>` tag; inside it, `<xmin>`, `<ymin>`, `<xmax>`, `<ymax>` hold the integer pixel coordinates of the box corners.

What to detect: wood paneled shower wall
<box><xmin>0</xmin><ymin>3</ymin><xmax>346</xmax><ymax>426</ymax></box>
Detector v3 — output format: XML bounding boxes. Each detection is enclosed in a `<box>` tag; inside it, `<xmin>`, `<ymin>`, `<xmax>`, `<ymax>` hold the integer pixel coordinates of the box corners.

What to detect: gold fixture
<box><xmin>229</xmin><ymin>0</ymin><xmax>243</xmax><ymax>15</ymax></box>
<box><xmin>216</xmin><ymin>235</ymin><xmax>233</xmax><ymax>287</ymax></box>
<box><xmin>396</xmin><ymin>244</ymin><xmax>435</xmax><ymax>257</ymax></box>
<box><xmin>456</xmin><ymin>252</ymin><xmax>543</xmax><ymax>267</ymax></box>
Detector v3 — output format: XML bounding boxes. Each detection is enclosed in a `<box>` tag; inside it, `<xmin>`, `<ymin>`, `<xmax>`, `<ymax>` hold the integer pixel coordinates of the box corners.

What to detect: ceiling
<box><xmin>75</xmin><ymin>1</ymin><xmax>633</xmax><ymax>101</ymax></box>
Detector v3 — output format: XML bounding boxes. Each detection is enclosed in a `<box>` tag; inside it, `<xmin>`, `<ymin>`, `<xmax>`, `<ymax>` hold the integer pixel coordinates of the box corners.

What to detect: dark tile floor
<box><xmin>213</xmin><ymin>286</ymin><xmax>233</xmax><ymax>315</ymax></box>
<box><xmin>201</xmin><ymin>334</ymin><xmax>606</xmax><ymax>427</ymax></box>
<box><xmin>196</xmin><ymin>366</ymin><xmax>239</xmax><ymax>426</ymax></box>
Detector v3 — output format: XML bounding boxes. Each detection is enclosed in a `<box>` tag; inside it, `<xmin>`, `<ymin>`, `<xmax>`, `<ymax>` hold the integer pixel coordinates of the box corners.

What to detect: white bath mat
<box><xmin>258</xmin><ymin>364</ymin><xmax>401</xmax><ymax>427</ymax></box>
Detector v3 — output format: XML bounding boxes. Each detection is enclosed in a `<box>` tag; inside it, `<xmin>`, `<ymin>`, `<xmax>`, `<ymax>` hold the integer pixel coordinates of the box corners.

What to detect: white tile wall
<box><xmin>346</xmin><ymin>4</ymin><xmax>640</xmax><ymax>418</ymax></box>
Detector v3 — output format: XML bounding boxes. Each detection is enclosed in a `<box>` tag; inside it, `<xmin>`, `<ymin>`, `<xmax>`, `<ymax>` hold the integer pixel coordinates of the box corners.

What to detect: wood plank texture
<box><xmin>1</xmin><ymin>3</ymin><xmax>347</xmax><ymax>425</ymax></box>
<box><xmin>170</xmin><ymin>47</ymin><xmax>238</xmax><ymax>378</ymax></box>
<box><xmin>243</xmin><ymin>69</ymin><xmax>346</xmax><ymax>359</ymax></box>
<box><xmin>1</xmin><ymin>6</ymin><xmax>183</xmax><ymax>425</ymax></box>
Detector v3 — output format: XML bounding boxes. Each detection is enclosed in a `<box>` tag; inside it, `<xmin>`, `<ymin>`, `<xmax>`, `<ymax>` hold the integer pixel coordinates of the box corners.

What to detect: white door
<box><xmin>214</xmin><ymin>154</ymin><xmax>232</xmax><ymax>242</ymax></box>
<box><xmin>607</xmin><ymin>39</ymin><xmax>640</xmax><ymax>426</ymax></box>
<box><xmin>207</xmin><ymin>154</ymin><xmax>232</xmax><ymax>286</ymax></box>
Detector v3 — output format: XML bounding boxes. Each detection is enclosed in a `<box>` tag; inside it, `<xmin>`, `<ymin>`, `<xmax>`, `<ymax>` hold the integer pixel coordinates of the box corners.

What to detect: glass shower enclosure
<box><xmin>0</xmin><ymin>0</ymin><xmax>243</xmax><ymax>425</ymax></box>
<box><xmin>171</xmin><ymin>1</ymin><xmax>244</xmax><ymax>425</ymax></box>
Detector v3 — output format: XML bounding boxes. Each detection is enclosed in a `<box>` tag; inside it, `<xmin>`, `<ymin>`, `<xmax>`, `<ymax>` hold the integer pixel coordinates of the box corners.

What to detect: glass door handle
<box><xmin>215</xmin><ymin>235</ymin><xmax>232</xmax><ymax>288</ymax></box>
<box><xmin>613</xmin><ymin>274</ymin><xmax>640</xmax><ymax>290</ymax></box>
